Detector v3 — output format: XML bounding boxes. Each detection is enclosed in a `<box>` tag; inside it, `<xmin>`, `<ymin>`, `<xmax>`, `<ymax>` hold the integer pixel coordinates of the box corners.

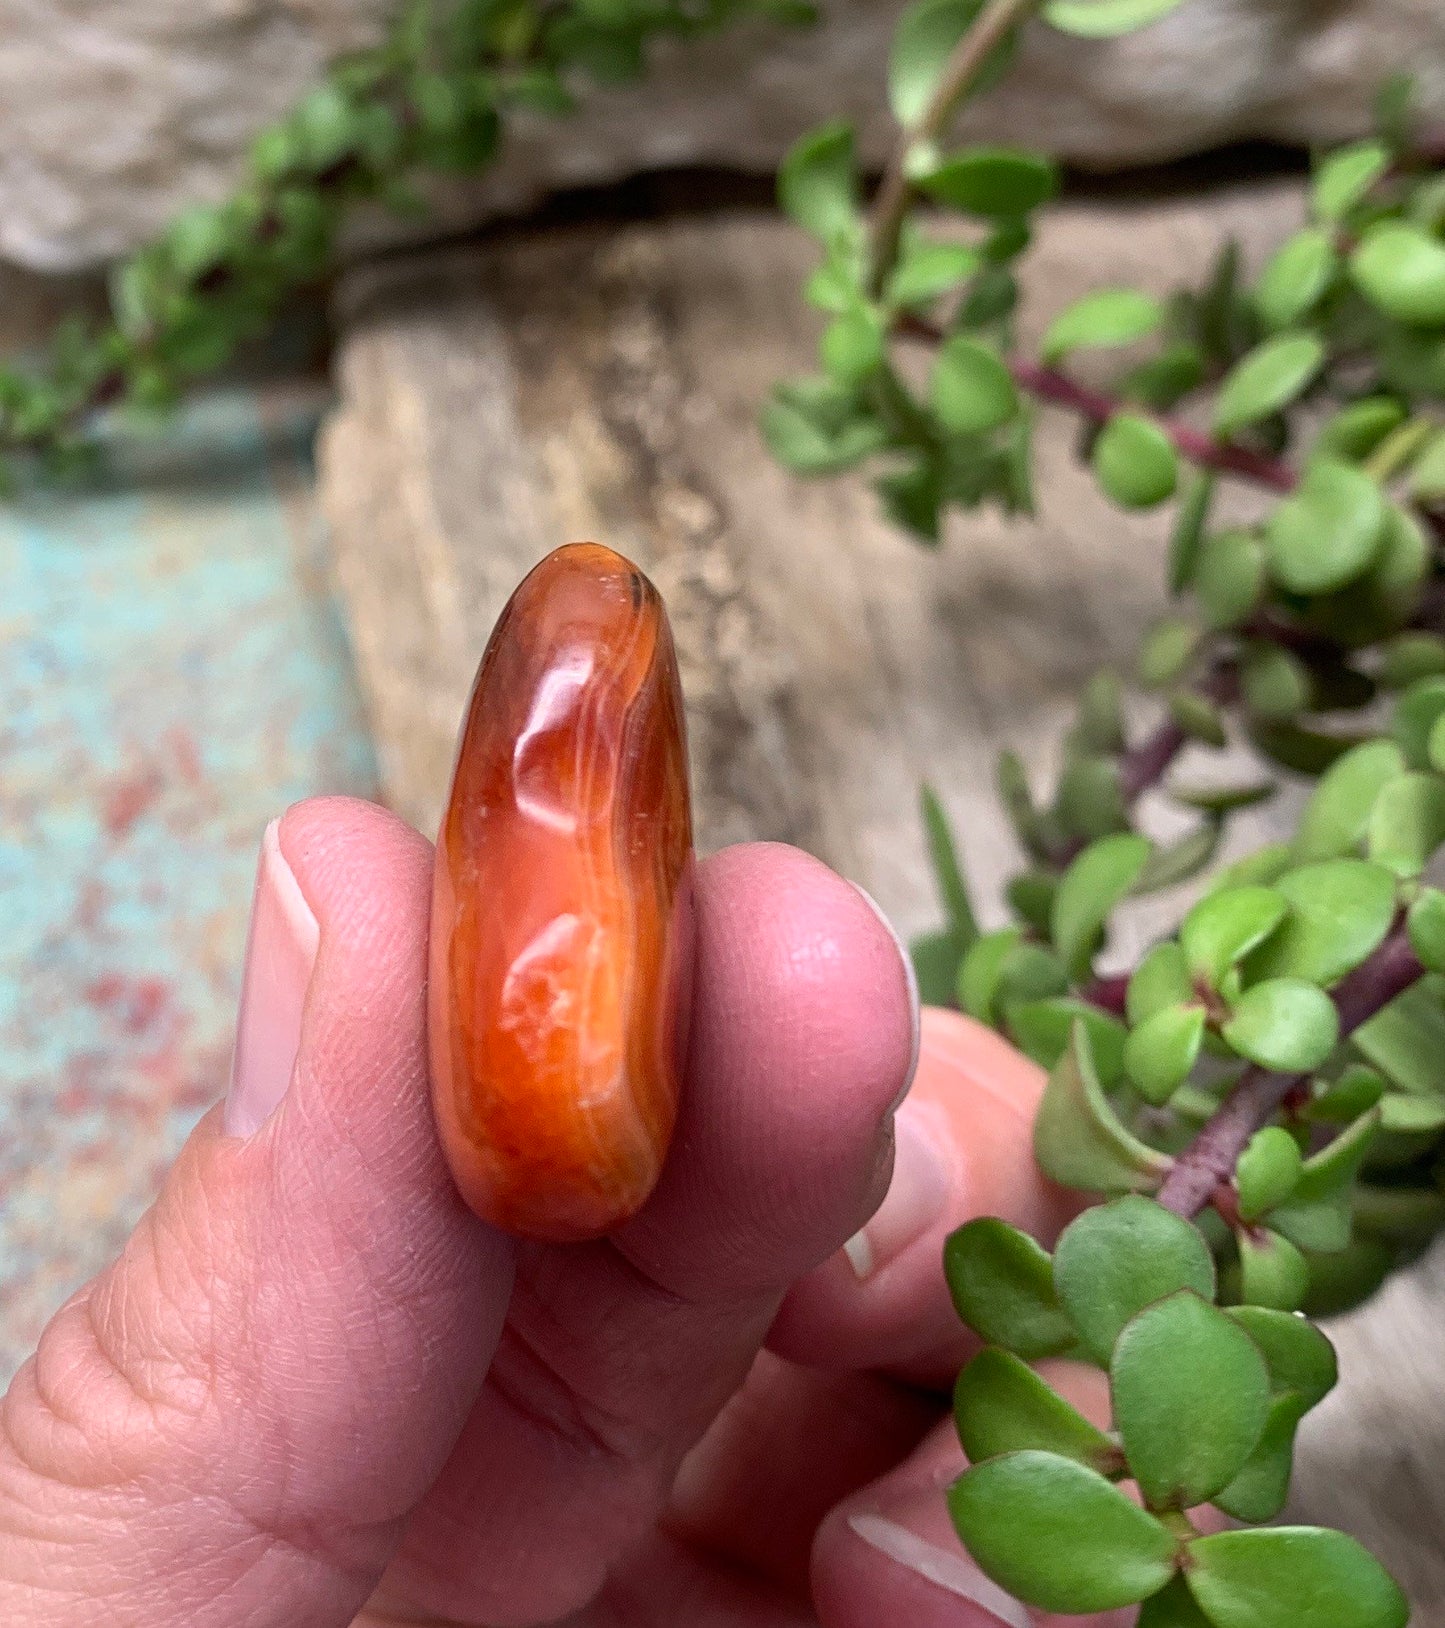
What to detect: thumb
<box><xmin>0</xmin><ymin>798</ymin><xmax>515</xmax><ymax>1628</ymax></box>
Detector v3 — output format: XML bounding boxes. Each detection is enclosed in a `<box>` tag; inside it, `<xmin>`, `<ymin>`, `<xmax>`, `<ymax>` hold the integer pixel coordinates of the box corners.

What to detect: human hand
<box><xmin>0</xmin><ymin>796</ymin><xmax>1123</xmax><ymax>1627</ymax></box>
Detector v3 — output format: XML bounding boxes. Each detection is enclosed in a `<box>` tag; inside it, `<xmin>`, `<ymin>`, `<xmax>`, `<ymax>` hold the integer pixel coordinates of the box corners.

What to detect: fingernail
<box><xmin>849</xmin><ymin>1501</ymin><xmax>1030</xmax><ymax>1628</ymax></box>
<box><xmin>850</xmin><ymin>883</ymin><xmax>920</xmax><ymax>1112</ymax></box>
<box><xmin>225</xmin><ymin>819</ymin><xmax>320</xmax><ymax>1138</ymax></box>
<box><xmin>843</xmin><ymin>1101</ymin><xmax>952</xmax><ymax>1281</ymax></box>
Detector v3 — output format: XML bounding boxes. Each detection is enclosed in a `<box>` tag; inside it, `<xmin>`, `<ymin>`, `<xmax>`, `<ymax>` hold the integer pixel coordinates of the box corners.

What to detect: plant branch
<box><xmin>1156</xmin><ymin>921</ymin><xmax>1425</xmax><ymax>1218</ymax></box>
<box><xmin>895</xmin><ymin>316</ymin><xmax>1301</xmax><ymax>494</ymax></box>
<box><xmin>1009</xmin><ymin>360</ymin><xmax>1299</xmax><ymax>492</ymax></box>
<box><xmin>868</xmin><ymin>0</ymin><xmax>1043</xmax><ymax>294</ymax></box>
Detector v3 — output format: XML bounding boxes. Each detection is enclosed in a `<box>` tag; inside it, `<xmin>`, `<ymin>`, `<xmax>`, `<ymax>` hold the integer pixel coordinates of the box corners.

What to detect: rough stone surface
<box><xmin>5</xmin><ymin>0</ymin><xmax>1445</xmax><ymax>269</ymax></box>
<box><xmin>318</xmin><ymin>186</ymin><xmax>1445</xmax><ymax>1617</ymax></box>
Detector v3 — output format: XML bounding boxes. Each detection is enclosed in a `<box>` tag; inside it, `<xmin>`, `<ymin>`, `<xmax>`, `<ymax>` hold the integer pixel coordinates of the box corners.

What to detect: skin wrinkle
<box><xmin>0</xmin><ymin>805</ymin><xmax>944</xmax><ymax>1628</ymax></box>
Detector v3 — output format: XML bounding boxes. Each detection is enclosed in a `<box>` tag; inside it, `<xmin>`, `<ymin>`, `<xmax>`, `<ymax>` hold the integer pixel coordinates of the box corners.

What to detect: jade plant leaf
<box><xmin>1237</xmin><ymin>1227</ymin><xmax>1311</xmax><ymax>1311</ymax></box>
<box><xmin>943</xmin><ymin>1217</ymin><xmax>1076</xmax><ymax>1358</ymax></box>
<box><xmin>1051</xmin><ymin>832</ymin><xmax>1153</xmax><ymax>978</ymax></box>
<box><xmin>1270</xmin><ymin>1109</ymin><xmax>1382</xmax><ymax>1253</ymax></box>
<box><xmin>1241</xmin><ymin>860</ymin><xmax>1398</xmax><ymax>988</ymax></box>
<box><xmin>948</xmin><ymin>1451</ymin><xmax>1180</xmax><ymax>1614</ymax></box>
<box><xmin>1034</xmin><ymin>1025</ymin><xmax>1173</xmax><ymax>1198</ymax></box>
<box><xmin>1185</xmin><ymin>1527</ymin><xmax>1409</xmax><ymax>1628</ymax></box>
<box><xmin>1111</xmin><ymin>1289</ymin><xmax>1271</xmax><ymax>1508</ymax></box>
<box><xmin>1235</xmin><ymin>1126</ymin><xmax>1305</xmax><ymax>1221</ymax></box>
<box><xmin>1225</xmin><ymin>1305</ymin><xmax>1337</xmax><ymax>1407</ymax></box>
<box><xmin>953</xmin><ymin>1348</ymin><xmax>1116</xmax><ymax>1470</ymax></box>
<box><xmin>1222</xmin><ymin>979</ymin><xmax>1339</xmax><ymax>1073</ymax></box>
<box><xmin>1052</xmin><ymin>1195</ymin><xmax>1214</xmax><ymax>1364</ymax></box>
<box><xmin>1180</xmin><ymin>885</ymin><xmax>1287</xmax><ymax>988</ymax></box>
<box><xmin>1124</xmin><ymin>1002</ymin><xmax>1206</xmax><ymax>1105</ymax></box>
<box><xmin>1210</xmin><ymin>1392</ymin><xmax>1311</xmax><ymax>1522</ymax></box>
<box><xmin>778</xmin><ymin>121</ymin><xmax>858</xmax><ymax>243</ymax></box>
<box><xmin>1266</xmin><ymin>458</ymin><xmax>1386</xmax><ymax>595</ymax></box>
<box><xmin>1293</xmin><ymin>740</ymin><xmax>1407</xmax><ymax>862</ymax></box>
<box><xmin>1213</xmin><ymin>332</ymin><xmax>1325</xmax><ymax>438</ymax></box>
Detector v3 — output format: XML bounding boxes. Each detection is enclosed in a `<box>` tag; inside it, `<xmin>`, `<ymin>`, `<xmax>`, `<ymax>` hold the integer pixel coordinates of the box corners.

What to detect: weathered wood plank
<box><xmin>320</xmin><ymin>185</ymin><xmax>1299</xmax><ymax>938</ymax></box>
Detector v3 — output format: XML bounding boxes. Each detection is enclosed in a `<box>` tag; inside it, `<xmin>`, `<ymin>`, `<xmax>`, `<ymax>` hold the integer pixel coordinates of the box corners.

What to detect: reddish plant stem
<box><xmin>1008</xmin><ymin>360</ymin><xmax>1299</xmax><ymax>493</ymax></box>
<box><xmin>895</xmin><ymin>316</ymin><xmax>1301</xmax><ymax>495</ymax></box>
<box><xmin>1156</xmin><ymin>922</ymin><xmax>1425</xmax><ymax>1218</ymax></box>
<box><xmin>1055</xmin><ymin>661</ymin><xmax>1238</xmax><ymax>870</ymax></box>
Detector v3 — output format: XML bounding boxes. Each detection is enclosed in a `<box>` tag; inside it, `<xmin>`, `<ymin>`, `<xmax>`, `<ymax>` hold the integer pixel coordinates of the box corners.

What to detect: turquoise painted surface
<box><xmin>0</xmin><ymin>386</ymin><xmax>377</xmax><ymax>1379</ymax></box>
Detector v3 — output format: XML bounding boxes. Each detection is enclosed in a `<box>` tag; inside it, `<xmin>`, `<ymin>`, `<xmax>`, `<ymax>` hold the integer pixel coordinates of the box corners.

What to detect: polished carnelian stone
<box><xmin>428</xmin><ymin>542</ymin><xmax>694</xmax><ymax>1241</ymax></box>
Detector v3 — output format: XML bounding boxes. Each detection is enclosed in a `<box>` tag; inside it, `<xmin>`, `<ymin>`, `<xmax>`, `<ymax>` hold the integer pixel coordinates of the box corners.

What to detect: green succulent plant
<box><xmin>763</xmin><ymin>0</ymin><xmax>1445</xmax><ymax>1620</ymax></box>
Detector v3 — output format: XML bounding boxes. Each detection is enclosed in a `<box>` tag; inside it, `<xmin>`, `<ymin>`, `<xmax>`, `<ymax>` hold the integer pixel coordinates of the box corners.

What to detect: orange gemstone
<box><xmin>428</xmin><ymin>543</ymin><xmax>695</xmax><ymax>1241</ymax></box>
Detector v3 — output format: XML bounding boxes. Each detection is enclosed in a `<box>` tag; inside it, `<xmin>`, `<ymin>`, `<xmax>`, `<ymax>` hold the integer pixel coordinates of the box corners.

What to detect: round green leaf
<box><xmin>1410</xmin><ymin>426</ymin><xmax>1445</xmax><ymax>500</ymax></box>
<box><xmin>1041</xmin><ymin>288</ymin><xmax>1164</xmax><ymax>365</ymax></box>
<box><xmin>1254</xmin><ymin>229</ymin><xmax>1337</xmax><ymax>331</ymax></box>
<box><xmin>1170</xmin><ymin>688</ymin><xmax>1227</xmax><ymax>747</ymax></box>
<box><xmin>1243</xmin><ymin>860</ymin><xmax>1398</xmax><ymax>988</ymax></box>
<box><xmin>995</xmin><ymin>940</ymin><xmax>1071</xmax><ymax>1010</ymax></box>
<box><xmin>957</xmin><ymin>927</ymin><xmax>1023</xmax><ymax>1022</ymax></box>
<box><xmin>1309</xmin><ymin>1063</ymin><xmax>1386</xmax><ymax>1126</ymax></box>
<box><xmin>1127</xmin><ymin>941</ymin><xmax>1194</xmax><ymax>1024</ymax></box>
<box><xmin>1138</xmin><ymin>617</ymin><xmax>1202</xmax><ymax>688</ymax></box>
<box><xmin>1294</xmin><ymin>739</ymin><xmax>1407</xmax><ymax>862</ymax></box>
<box><xmin>821</xmin><ymin>307</ymin><xmax>885</xmax><ymax>385</ymax></box>
<box><xmin>918</xmin><ymin>147</ymin><xmax>1059</xmax><ymax>218</ymax></box>
<box><xmin>1271</xmin><ymin>1108</ymin><xmax>1382</xmax><ymax>1253</ymax></box>
<box><xmin>888</xmin><ymin>238</ymin><xmax>982</xmax><ymax>307</ymax></box>
<box><xmin>1211</xmin><ymin>1391</ymin><xmax>1310</xmax><ymax>1521</ymax></box>
<box><xmin>1241</xmin><ymin>646</ymin><xmax>1312</xmax><ymax>721</ymax></box>
<box><xmin>1351</xmin><ymin>222</ymin><xmax>1445</xmax><ymax>326</ymax></box>
<box><xmin>1237</xmin><ymin>1228</ymin><xmax>1311</xmax><ymax>1312</ymax></box>
<box><xmin>1058</xmin><ymin>754</ymin><xmax>1128</xmax><ymax>840</ymax></box>
<box><xmin>1266</xmin><ymin>459</ymin><xmax>1386</xmax><ymax>595</ymax></box>
<box><xmin>948</xmin><ymin>1451</ymin><xmax>1180</xmax><ymax>1613</ymax></box>
<box><xmin>778</xmin><ymin>121</ymin><xmax>858</xmax><ymax>242</ymax></box>
<box><xmin>1312</xmin><ymin>140</ymin><xmax>1392</xmax><ymax>222</ymax></box>
<box><xmin>1213</xmin><ymin>332</ymin><xmax>1325</xmax><ymax>438</ymax></box>
<box><xmin>944</xmin><ymin>1218</ymin><xmax>1076</xmax><ymax>1358</ymax></box>
<box><xmin>1315</xmin><ymin>395</ymin><xmax>1406</xmax><ymax>463</ymax></box>
<box><xmin>1407</xmin><ymin>887</ymin><xmax>1445</xmax><ymax>974</ymax></box>
<box><xmin>1236</xmin><ymin>1126</ymin><xmax>1305</xmax><ymax>1221</ymax></box>
<box><xmin>1125</xmin><ymin>1003</ymin><xmax>1206</xmax><ymax>1105</ymax></box>
<box><xmin>954</xmin><ymin>1348</ymin><xmax>1116</xmax><ymax>1469</ymax></box>
<box><xmin>1391</xmin><ymin>675</ymin><xmax>1445</xmax><ymax>768</ymax></box>
<box><xmin>1181</xmin><ymin>885</ymin><xmax>1287</xmax><ymax>987</ymax></box>
<box><xmin>1223</xmin><ymin>979</ymin><xmax>1339</xmax><ymax>1073</ymax></box>
<box><xmin>1186</xmin><ymin>1527</ymin><xmax>1409</xmax><ymax>1628</ymax></box>
<box><xmin>1225</xmin><ymin>1305</ymin><xmax>1337</xmax><ymax>1407</ymax></box>
<box><xmin>1380</xmin><ymin>631</ymin><xmax>1445</xmax><ymax>691</ymax></box>
<box><xmin>1042</xmin><ymin>0</ymin><xmax>1186</xmax><ymax>38</ymax></box>
<box><xmin>1112</xmin><ymin>1290</ymin><xmax>1270</xmax><ymax>1508</ymax></box>
<box><xmin>1195</xmin><ymin>529</ymin><xmax>1266</xmax><ymax>630</ymax></box>
<box><xmin>1366</xmin><ymin>769</ymin><xmax>1445</xmax><ymax>878</ymax></box>
<box><xmin>1053</xmin><ymin>1196</ymin><xmax>1215</xmax><ymax>1364</ymax></box>
<box><xmin>1052</xmin><ymin>832</ymin><xmax>1153</xmax><ymax>979</ymax></box>
<box><xmin>1380</xmin><ymin>1091</ymin><xmax>1445</xmax><ymax>1133</ymax></box>
<box><xmin>1369</xmin><ymin>504</ymin><xmax>1430</xmax><ymax>622</ymax></box>
<box><xmin>931</xmin><ymin>335</ymin><xmax>1019</xmax><ymax>434</ymax></box>
<box><xmin>1093</xmin><ymin>413</ymin><xmax>1179</xmax><ymax>509</ymax></box>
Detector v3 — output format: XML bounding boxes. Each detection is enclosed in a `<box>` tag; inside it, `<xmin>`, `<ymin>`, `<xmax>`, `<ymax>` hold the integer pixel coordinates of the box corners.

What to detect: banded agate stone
<box><xmin>429</xmin><ymin>542</ymin><xmax>694</xmax><ymax>1241</ymax></box>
